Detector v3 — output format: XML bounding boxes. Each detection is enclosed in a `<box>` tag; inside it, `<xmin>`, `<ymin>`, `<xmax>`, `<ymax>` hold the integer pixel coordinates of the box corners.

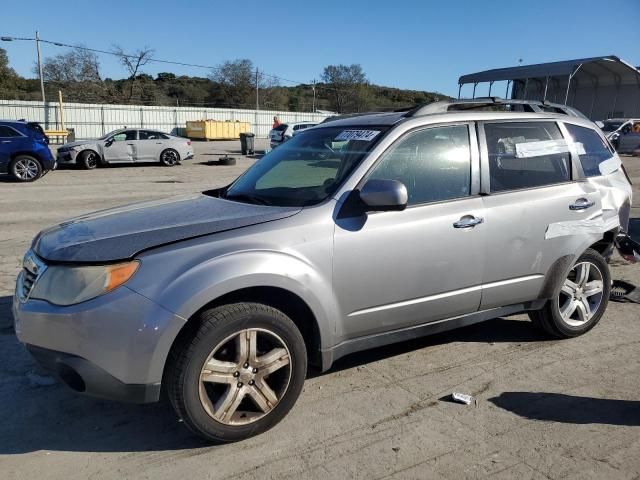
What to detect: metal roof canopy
<box><xmin>458</xmin><ymin>56</ymin><xmax>640</xmax><ymax>108</ymax></box>
<box><xmin>459</xmin><ymin>56</ymin><xmax>640</xmax><ymax>85</ymax></box>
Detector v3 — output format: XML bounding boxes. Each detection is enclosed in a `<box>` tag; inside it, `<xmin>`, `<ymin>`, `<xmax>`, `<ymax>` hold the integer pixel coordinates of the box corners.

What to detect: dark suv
<box><xmin>0</xmin><ymin>120</ymin><xmax>55</xmax><ymax>182</ymax></box>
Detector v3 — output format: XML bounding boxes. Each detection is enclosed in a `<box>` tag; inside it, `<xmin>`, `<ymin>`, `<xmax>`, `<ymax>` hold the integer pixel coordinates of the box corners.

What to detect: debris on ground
<box><xmin>610</xmin><ymin>280</ymin><xmax>640</xmax><ymax>304</ymax></box>
<box><xmin>26</xmin><ymin>372</ymin><xmax>57</xmax><ymax>387</ymax></box>
<box><xmin>451</xmin><ymin>392</ymin><xmax>474</xmax><ymax>405</ymax></box>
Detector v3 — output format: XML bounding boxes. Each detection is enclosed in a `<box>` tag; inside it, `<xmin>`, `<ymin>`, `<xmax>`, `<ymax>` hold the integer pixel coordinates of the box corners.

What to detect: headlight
<box><xmin>30</xmin><ymin>261</ymin><xmax>139</xmax><ymax>306</ymax></box>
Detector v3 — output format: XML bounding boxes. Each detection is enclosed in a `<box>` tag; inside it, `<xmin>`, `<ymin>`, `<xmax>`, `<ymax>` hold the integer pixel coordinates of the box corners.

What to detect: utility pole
<box><xmin>255</xmin><ymin>67</ymin><xmax>259</xmax><ymax>110</ymax></box>
<box><xmin>35</xmin><ymin>31</ymin><xmax>45</xmax><ymax>103</ymax></box>
<box><xmin>312</xmin><ymin>79</ymin><xmax>316</xmax><ymax>113</ymax></box>
<box><xmin>255</xmin><ymin>67</ymin><xmax>259</xmax><ymax>136</ymax></box>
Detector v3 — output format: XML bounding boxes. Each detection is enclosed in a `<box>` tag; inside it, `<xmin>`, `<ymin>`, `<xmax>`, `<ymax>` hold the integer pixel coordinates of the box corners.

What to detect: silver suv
<box><xmin>13</xmin><ymin>102</ymin><xmax>637</xmax><ymax>443</ymax></box>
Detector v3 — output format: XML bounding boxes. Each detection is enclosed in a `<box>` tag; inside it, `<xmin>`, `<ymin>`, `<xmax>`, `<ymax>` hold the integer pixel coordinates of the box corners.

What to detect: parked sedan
<box><xmin>56</xmin><ymin>129</ymin><xmax>194</xmax><ymax>169</ymax></box>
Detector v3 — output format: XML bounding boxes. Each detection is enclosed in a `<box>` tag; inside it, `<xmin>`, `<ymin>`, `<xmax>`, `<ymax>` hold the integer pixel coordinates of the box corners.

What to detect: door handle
<box><xmin>569</xmin><ymin>198</ymin><xmax>595</xmax><ymax>211</ymax></box>
<box><xmin>453</xmin><ymin>215</ymin><xmax>484</xmax><ymax>229</ymax></box>
<box><xmin>0</xmin><ymin>140</ymin><xmax>11</xmax><ymax>143</ymax></box>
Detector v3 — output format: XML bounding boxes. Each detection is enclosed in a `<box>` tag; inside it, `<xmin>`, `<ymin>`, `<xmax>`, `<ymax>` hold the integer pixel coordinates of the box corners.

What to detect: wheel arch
<box><xmin>165</xmin><ymin>286</ymin><xmax>323</xmax><ymax>377</ymax></box>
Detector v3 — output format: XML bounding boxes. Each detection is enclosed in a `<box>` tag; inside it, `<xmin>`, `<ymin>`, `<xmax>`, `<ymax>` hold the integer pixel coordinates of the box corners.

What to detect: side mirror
<box><xmin>105</xmin><ymin>138</ymin><xmax>113</xmax><ymax>147</ymax></box>
<box><xmin>359</xmin><ymin>179</ymin><xmax>408</xmax><ymax>212</ymax></box>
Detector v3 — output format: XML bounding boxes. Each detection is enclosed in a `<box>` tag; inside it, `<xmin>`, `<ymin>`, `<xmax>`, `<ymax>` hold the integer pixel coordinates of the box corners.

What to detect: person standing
<box><xmin>273</xmin><ymin>116</ymin><xmax>281</xmax><ymax>129</ymax></box>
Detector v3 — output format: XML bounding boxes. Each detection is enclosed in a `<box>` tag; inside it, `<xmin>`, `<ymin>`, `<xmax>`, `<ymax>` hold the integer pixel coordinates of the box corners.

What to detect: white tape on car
<box><xmin>598</xmin><ymin>157</ymin><xmax>622</xmax><ymax>176</ymax></box>
<box><xmin>515</xmin><ymin>139</ymin><xmax>570</xmax><ymax>158</ymax></box>
<box><xmin>545</xmin><ymin>215</ymin><xmax>620</xmax><ymax>240</ymax></box>
<box><xmin>335</xmin><ymin>130</ymin><xmax>380</xmax><ymax>142</ymax></box>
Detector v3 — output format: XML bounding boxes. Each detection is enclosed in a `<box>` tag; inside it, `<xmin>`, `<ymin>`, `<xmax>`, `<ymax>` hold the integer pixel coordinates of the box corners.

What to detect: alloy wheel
<box><xmin>558</xmin><ymin>261</ymin><xmax>605</xmax><ymax>327</ymax></box>
<box><xmin>198</xmin><ymin>328</ymin><xmax>292</xmax><ymax>426</ymax></box>
<box><xmin>14</xmin><ymin>158</ymin><xmax>40</xmax><ymax>180</ymax></box>
<box><xmin>85</xmin><ymin>152</ymin><xmax>98</xmax><ymax>168</ymax></box>
<box><xmin>162</xmin><ymin>150</ymin><xmax>178</xmax><ymax>165</ymax></box>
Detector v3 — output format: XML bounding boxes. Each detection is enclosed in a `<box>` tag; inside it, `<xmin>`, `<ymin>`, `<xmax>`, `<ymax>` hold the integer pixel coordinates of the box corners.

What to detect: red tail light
<box><xmin>187</xmin><ymin>140</ymin><xmax>192</xmax><ymax>146</ymax></box>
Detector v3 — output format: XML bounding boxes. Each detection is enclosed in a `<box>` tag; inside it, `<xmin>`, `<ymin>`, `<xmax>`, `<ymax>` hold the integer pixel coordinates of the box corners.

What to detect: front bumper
<box><xmin>26</xmin><ymin>344</ymin><xmax>161</xmax><ymax>403</ymax></box>
<box><xmin>56</xmin><ymin>150</ymin><xmax>77</xmax><ymax>165</ymax></box>
<box><xmin>13</xmin><ymin>284</ymin><xmax>187</xmax><ymax>402</ymax></box>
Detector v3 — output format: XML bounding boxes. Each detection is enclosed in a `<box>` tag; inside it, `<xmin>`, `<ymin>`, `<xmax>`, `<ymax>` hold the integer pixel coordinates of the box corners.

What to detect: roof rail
<box><xmin>403</xmin><ymin>97</ymin><xmax>586</xmax><ymax>119</ymax></box>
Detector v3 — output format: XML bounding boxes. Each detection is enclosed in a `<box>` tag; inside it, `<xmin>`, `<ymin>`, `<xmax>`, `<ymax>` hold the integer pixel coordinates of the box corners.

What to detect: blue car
<box><xmin>0</xmin><ymin>120</ymin><xmax>56</xmax><ymax>182</ymax></box>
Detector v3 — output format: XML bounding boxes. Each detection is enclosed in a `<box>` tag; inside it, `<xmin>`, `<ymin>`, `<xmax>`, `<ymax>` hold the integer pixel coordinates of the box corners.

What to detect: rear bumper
<box><xmin>26</xmin><ymin>344</ymin><xmax>161</xmax><ymax>403</ymax></box>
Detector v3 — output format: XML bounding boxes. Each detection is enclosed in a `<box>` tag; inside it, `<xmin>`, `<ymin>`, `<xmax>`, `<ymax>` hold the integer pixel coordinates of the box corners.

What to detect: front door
<box><xmin>333</xmin><ymin>123</ymin><xmax>486</xmax><ymax>340</ymax></box>
<box><xmin>478</xmin><ymin>120</ymin><xmax>602</xmax><ymax>309</ymax></box>
<box><xmin>102</xmin><ymin>130</ymin><xmax>137</xmax><ymax>163</ymax></box>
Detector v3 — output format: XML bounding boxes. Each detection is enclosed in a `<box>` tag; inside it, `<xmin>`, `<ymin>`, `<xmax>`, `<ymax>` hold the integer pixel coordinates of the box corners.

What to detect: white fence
<box><xmin>0</xmin><ymin>100</ymin><xmax>330</xmax><ymax>139</ymax></box>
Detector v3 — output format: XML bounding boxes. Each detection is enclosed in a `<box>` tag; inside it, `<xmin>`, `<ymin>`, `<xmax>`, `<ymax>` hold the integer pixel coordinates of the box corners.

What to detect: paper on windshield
<box><xmin>335</xmin><ymin>130</ymin><xmax>380</xmax><ymax>142</ymax></box>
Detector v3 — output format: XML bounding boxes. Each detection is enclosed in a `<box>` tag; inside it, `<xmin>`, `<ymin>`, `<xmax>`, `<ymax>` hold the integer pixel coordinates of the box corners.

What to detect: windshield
<box><xmin>98</xmin><ymin>129</ymin><xmax>124</xmax><ymax>140</ymax></box>
<box><xmin>225</xmin><ymin>126</ymin><xmax>387</xmax><ymax>207</ymax></box>
<box><xmin>601</xmin><ymin>122</ymin><xmax>623</xmax><ymax>132</ymax></box>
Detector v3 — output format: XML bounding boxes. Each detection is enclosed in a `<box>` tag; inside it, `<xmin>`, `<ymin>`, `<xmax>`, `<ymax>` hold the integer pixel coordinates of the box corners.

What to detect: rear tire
<box><xmin>160</xmin><ymin>149</ymin><xmax>180</xmax><ymax>166</ymax></box>
<box><xmin>10</xmin><ymin>155</ymin><xmax>42</xmax><ymax>182</ymax></box>
<box><xmin>529</xmin><ymin>248</ymin><xmax>610</xmax><ymax>338</ymax></box>
<box><xmin>166</xmin><ymin>303</ymin><xmax>307</xmax><ymax>443</ymax></box>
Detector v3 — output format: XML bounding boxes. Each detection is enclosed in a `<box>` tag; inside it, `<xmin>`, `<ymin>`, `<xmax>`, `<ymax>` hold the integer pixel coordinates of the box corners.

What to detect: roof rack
<box><xmin>404</xmin><ymin>97</ymin><xmax>587</xmax><ymax>119</ymax></box>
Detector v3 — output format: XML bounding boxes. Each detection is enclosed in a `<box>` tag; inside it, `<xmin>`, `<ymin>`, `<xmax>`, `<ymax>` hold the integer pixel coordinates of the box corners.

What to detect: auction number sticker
<box><xmin>335</xmin><ymin>130</ymin><xmax>380</xmax><ymax>141</ymax></box>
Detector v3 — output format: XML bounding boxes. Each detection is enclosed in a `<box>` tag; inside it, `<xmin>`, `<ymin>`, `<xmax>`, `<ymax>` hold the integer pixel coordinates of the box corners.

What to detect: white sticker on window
<box><xmin>335</xmin><ymin>130</ymin><xmax>380</xmax><ymax>142</ymax></box>
<box><xmin>515</xmin><ymin>139</ymin><xmax>569</xmax><ymax>158</ymax></box>
<box><xmin>574</xmin><ymin>142</ymin><xmax>586</xmax><ymax>155</ymax></box>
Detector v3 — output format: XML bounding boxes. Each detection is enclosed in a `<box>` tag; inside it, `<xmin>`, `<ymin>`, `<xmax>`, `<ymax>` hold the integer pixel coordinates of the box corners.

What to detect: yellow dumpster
<box><xmin>186</xmin><ymin>120</ymin><xmax>251</xmax><ymax>140</ymax></box>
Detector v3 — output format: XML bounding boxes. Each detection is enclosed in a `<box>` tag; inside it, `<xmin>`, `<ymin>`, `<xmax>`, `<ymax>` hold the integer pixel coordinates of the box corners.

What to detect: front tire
<box><xmin>160</xmin><ymin>149</ymin><xmax>180</xmax><ymax>166</ymax></box>
<box><xmin>166</xmin><ymin>303</ymin><xmax>307</xmax><ymax>443</ymax></box>
<box><xmin>529</xmin><ymin>248</ymin><xmax>610</xmax><ymax>338</ymax></box>
<box><xmin>10</xmin><ymin>155</ymin><xmax>42</xmax><ymax>182</ymax></box>
<box><xmin>79</xmin><ymin>150</ymin><xmax>99</xmax><ymax>169</ymax></box>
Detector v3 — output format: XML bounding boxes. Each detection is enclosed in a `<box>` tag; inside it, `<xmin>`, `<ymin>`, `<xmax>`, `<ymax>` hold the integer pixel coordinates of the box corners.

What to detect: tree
<box><xmin>40</xmin><ymin>48</ymin><xmax>101</xmax><ymax>83</ymax></box>
<box><xmin>0</xmin><ymin>47</ymin><xmax>21</xmax><ymax>93</ymax></box>
<box><xmin>208</xmin><ymin>59</ymin><xmax>279</xmax><ymax>108</ymax></box>
<box><xmin>113</xmin><ymin>45</ymin><xmax>154</xmax><ymax>102</ymax></box>
<box><xmin>321</xmin><ymin>64</ymin><xmax>368</xmax><ymax>113</ymax></box>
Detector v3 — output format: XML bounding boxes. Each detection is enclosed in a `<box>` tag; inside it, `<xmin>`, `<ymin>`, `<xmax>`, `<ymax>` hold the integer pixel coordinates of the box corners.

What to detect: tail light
<box><xmin>187</xmin><ymin>140</ymin><xmax>192</xmax><ymax>146</ymax></box>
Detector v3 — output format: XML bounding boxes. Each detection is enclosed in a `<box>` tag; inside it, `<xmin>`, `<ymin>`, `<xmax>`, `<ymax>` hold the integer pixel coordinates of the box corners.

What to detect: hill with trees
<box><xmin>0</xmin><ymin>47</ymin><xmax>449</xmax><ymax>113</ymax></box>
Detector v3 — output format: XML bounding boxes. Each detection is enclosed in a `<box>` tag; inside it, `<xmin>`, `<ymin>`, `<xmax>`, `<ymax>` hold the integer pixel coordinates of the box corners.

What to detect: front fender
<box><xmin>134</xmin><ymin>250</ymin><xmax>339</xmax><ymax>353</ymax></box>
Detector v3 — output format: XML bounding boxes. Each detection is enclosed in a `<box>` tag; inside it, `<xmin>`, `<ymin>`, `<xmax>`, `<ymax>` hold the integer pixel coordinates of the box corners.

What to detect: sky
<box><xmin>1</xmin><ymin>0</ymin><xmax>639</xmax><ymax>97</ymax></box>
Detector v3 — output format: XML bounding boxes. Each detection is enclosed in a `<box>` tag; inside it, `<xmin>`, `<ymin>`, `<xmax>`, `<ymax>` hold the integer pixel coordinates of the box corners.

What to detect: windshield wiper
<box><xmin>224</xmin><ymin>193</ymin><xmax>271</xmax><ymax>206</ymax></box>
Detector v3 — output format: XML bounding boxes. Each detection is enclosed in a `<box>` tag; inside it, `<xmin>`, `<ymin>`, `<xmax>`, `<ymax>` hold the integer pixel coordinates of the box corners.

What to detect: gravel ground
<box><xmin>0</xmin><ymin>142</ymin><xmax>639</xmax><ymax>480</ymax></box>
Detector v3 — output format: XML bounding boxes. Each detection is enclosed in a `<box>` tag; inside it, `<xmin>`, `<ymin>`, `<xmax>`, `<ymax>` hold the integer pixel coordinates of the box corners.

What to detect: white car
<box><xmin>601</xmin><ymin>118</ymin><xmax>640</xmax><ymax>153</ymax></box>
<box><xmin>56</xmin><ymin>128</ymin><xmax>194</xmax><ymax>169</ymax></box>
<box><xmin>269</xmin><ymin>122</ymin><xmax>318</xmax><ymax>148</ymax></box>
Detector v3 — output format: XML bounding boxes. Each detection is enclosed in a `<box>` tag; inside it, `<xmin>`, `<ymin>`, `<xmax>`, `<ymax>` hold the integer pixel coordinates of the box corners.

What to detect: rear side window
<box><xmin>564</xmin><ymin>123</ymin><xmax>613</xmax><ymax>177</ymax></box>
<box><xmin>0</xmin><ymin>125</ymin><xmax>22</xmax><ymax>137</ymax></box>
<box><xmin>484</xmin><ymin>122</ymin><xmax>570</xmax><ymax>192</ymax></box>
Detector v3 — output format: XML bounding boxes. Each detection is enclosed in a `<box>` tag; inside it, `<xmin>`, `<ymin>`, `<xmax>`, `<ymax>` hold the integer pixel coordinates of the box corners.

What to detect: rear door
<box><xmin>0</xmin><ymin>125</ymin><xmax>29</xmax><ymax>171</ymax></box>
<box><xmin>478</xmin><ymin>120</ymin><xmax>601</xmax><ymax>310</ymax></box>
<box><xmin>136</xmin><ymin>130</ymin><xmax>166</xmax><ymax>162</ymax></box>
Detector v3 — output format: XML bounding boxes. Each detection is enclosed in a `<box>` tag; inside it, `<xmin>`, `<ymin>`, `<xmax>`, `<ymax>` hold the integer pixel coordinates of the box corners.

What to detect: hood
<box><xmin>33</xmin><ymin>194</ymin><xmax>300</xmax><ymax>263</ymax></box>
<box><xmin>59</xmin><ymin>140</ymin><xmax>98</xmax><ymax>149</ymax></box>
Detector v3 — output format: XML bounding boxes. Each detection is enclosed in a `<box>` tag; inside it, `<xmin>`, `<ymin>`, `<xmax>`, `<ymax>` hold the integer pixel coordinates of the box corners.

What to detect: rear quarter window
<box><xmin>564</xmin><ymin>123</ymin><xmax>613</xmax><ymax>177</ymax></box>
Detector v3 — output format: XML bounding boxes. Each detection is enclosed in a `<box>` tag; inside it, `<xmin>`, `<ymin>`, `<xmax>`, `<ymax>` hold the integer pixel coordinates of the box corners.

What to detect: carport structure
<box><xmin>458</xmin><ymin>56</ymin><xmax>640</xmax><ymax>120</ymax></box>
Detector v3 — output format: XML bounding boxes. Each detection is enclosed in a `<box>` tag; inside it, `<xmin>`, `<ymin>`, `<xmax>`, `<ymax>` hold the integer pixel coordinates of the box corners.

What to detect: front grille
<box><xmin>21</xmin><ymin>269</ymin><xmax>38</xmax><ymax>298</ymax></box>
<box><xmin>18</xmin><ymin>250</ymin><xmax>47</xmax><ymax>302</ymax></box>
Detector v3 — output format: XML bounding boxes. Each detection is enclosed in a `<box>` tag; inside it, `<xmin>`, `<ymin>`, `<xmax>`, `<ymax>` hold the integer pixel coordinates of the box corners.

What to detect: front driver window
<box><xmin>367</xmin><ymin>125</ymin><xmax>472</xmax><ymax>206</ymax></box>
